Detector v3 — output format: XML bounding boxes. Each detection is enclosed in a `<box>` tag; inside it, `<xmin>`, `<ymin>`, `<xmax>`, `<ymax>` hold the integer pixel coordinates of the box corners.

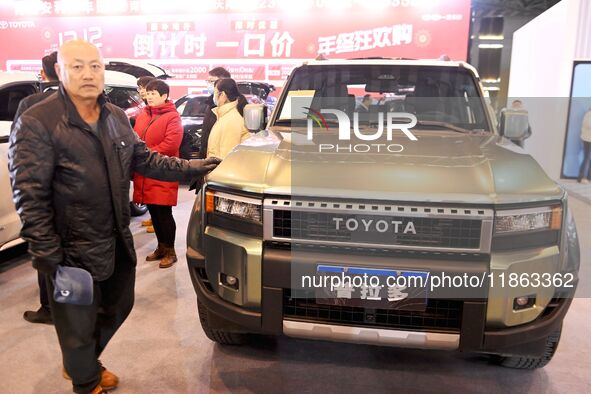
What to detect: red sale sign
<box><xmin>0</xmin><ymin>0</ymin><xmax>470</xmax><ymax>96</ymax></box>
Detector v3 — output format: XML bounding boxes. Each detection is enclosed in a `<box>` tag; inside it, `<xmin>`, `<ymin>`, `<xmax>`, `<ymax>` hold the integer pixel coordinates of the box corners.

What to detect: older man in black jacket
<box><xmin>9</xmin><ymin>40</ymin><xmax>219</xmax><ymax>394</ymax></box>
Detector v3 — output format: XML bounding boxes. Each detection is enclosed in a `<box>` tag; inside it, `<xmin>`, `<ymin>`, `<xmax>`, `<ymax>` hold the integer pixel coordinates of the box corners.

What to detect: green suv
<box><xmin>187</xmin><ymin>59</ymin><xmax>580</xmax><ymax>369</ymax></box>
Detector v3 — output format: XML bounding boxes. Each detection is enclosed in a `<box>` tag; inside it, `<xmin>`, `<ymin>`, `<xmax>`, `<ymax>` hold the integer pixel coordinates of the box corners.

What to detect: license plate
<box><xmin>315</xmin><ymin>265</ymin><xmax>429</xmax><ymax>311</ymax></box>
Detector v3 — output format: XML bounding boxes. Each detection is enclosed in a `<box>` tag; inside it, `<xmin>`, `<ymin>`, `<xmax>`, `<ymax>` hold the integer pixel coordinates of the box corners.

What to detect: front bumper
<box><xmin>188</xmin><ymin>242</ymin><xmax>574</xmax><ymax>357</ymax></box>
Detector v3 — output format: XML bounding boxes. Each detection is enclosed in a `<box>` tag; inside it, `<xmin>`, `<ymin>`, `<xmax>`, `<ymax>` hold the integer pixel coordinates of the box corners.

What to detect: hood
<box><xmin>207</xmin><ymin>129</ymin><xmax>563</xmax><ymax>205</ymax></box>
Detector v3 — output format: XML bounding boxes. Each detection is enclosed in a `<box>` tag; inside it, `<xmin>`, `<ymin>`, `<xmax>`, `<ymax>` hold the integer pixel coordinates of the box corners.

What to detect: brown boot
<box><xmin>159</xmin><ymin>247</ymin><xmax>177</xmax><ymax>269</ymax></box>
<box><xmin>146</xmin><ymin>243</ymin><xmax>165</xmax><ymax>261</ymax></box>
<box><xmin>63</xmin><ymin>362</ymin><xmax>119</xmax><ymax>390</ymax></box>
<box><xmin>90</xmin><ymin>385</ymin><xmax>106</xmax><ymax>394</ymax></box>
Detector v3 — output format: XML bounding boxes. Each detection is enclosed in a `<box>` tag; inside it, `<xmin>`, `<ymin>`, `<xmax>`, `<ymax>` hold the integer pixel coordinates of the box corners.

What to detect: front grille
<box><xmin>283</xmin><ymin>290</ymin><xmax>462</xmax><ymax>333</ymax></box>
<box><xmin>273</xmin><ymin>210</ymin><xmax>482</xmax><ymax>250</ymax></box>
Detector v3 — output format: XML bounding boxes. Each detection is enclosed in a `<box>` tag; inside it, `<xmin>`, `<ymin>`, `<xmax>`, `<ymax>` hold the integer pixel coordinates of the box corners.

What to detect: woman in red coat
<box><xmin>133</xmin><ymin>79</ymin><xmax>183</xmax><ymax>268</ymax></box>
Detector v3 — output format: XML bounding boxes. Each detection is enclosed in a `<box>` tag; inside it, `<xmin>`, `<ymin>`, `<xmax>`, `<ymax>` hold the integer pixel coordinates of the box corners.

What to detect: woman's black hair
<box><xmin>145</xmin><ymin>79</ymin><xmax>170</xmax><ymax>98</ymax></box>
<box><xmin>41</xmin><ymin>52</ymin><xmax>58</xmax><ymax>81</ymax></box>
<box><xmin>137</xmin><ymin>75</ymin><xmax>156</xmax><ymax>88</ymax></box>
<box><xmin>214</xmin><ymin>78</ymin><xmax>248</xmax><ymax>116</ymax></box>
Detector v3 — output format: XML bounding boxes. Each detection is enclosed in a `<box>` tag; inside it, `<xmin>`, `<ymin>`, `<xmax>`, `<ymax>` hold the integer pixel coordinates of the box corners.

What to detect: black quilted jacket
<box><xmin>9</xmin><ymin>85</ymin><xmax>197</xmax><ymax>280</ymax></box>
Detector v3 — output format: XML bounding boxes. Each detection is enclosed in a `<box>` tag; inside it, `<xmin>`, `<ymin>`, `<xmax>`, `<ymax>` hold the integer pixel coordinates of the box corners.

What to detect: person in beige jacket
<box><xmin>578</xmin><ymin>109</ymin><xmax>591</xmax><ymax>183</ymax></box>
<box><xmin>207</xmin><ymin>78</ymin><xmax>250</xmax><ymax>159</ymax></box>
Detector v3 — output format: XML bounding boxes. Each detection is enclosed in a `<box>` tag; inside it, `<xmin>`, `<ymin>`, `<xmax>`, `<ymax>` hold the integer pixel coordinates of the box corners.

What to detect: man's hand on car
<box><xmin>188</xmin><ymin>156</ymin><xmax>222</xmax><ymax>175</ymax></box>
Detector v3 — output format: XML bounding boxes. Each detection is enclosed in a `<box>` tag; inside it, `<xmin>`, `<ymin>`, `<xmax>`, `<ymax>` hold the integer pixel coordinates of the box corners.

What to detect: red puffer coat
<box><xmin>132</xmin><ymin>101</ymin><xmax>183</xmax><ymax>206</ymax></box>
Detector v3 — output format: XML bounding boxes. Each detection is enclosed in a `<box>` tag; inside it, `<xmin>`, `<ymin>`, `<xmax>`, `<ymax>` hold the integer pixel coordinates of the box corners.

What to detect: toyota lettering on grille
<box><xmin>333</xmin><ymin>217</ymin><xmax>417</xmax><ymax>235</ymax></box>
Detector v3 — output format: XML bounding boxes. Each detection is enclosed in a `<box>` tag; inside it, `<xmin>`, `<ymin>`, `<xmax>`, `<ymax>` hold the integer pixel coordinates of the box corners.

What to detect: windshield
<box><xmin>104</xmin><ymin>87</ymin><xmax>142</xmax><ymax>110</ymax></box>
<box><xmin>176</xmin><ymin>96</ymin><xmax>209</xmax><ymax>117</ymax></box>
<box><xmin>274</xmin><ymin>65</ymin><xmax>490</xmax><ymax>133</ymax></box>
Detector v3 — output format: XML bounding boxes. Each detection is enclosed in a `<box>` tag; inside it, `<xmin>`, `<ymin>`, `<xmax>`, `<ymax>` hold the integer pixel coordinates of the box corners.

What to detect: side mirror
<box><xmin>500</xmin><ymin>109</ymin><xmax>530</xmax><ymax>140</ymax></box>
<box><xmin>244</xmin><ymin>103</ymin><xmax>267</xmax><ymax>132</ymax></box>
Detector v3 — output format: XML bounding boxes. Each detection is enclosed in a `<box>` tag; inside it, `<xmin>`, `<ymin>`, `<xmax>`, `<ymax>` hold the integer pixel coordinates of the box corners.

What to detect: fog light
<box><xmin>513</xmin><ymin>295</ymin><xmax>535</xmax><ymax>310</ymax></box>
<box><xmin>220</xmin><ymin>273</ymin><xmax>239</xmax><ymax>290</ymax></box>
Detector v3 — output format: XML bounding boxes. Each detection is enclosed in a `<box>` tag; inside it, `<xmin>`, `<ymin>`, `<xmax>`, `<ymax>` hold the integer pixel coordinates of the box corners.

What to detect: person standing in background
<box><xmin>13</xmin><ymin>51</ymin><xmax>59</xmax><ymax>325</ymax></box>
<box><xmin>189</xmin><ymin>67</ymin><xmax>231</xmax><ymax>193</ymax></box>
<box><xmin>207</xmin><ymin>78</ymin><xmax>250</xmax><ymax>159</ymax></box>
<box><xmin>14</xmin><ymin>52</ymin><xmax>59</xmax><ymax>120</ymax></box>
<box><xmin>136</xmin><ymin>76</ymin><xmax>155</xmax><ymax>105</ymax></box>
<box><xmin>134</xmin><ymin>76</ymin><xmax>157</xmax><ymax>231</ymax></box>
<box><xmin>132</xmin><ymin>79</ymin><xmax>184</xmax><ymax>268</ymax></box>
<box><xmin>578</xmin><ymin>108</ymin><xmax>591</xmax><ymax>183</ymax></box>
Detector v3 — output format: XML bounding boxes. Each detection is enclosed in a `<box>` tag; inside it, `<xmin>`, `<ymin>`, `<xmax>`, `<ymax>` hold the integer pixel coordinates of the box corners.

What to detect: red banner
<box><xmin>0</xmin><ymin>0</ymin><xmax>470</xmax><ymax>96</ymax></box>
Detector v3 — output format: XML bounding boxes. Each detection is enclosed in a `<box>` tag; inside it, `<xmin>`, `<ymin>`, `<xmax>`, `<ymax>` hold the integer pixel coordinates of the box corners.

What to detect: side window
<box><xmin>104</xmin><ymin>87</ymin><xmax>142</xmax><ymax>110</ymax></box>
<box><xmin>183</xmin><ymin>98</ymin><xmax>208</xmax><ymax>117</ymax></box>
<box><xmin>0</xmin><ymin>83</ymin><xmax>38</xmax><ymax>121</ymax></box>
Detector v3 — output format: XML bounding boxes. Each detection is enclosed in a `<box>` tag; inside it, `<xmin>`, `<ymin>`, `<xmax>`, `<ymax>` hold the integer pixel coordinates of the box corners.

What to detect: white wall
<box><xmin>507</xmin><ymin>0</ymin><xmax>584</xmax><ymax>179</ymax></box>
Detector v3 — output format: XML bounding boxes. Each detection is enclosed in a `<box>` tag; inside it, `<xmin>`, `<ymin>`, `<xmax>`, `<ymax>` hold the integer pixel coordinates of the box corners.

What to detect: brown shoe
<box><xmin>141</xmin><ymin>218</ymin><xmax>153</xmax><ymax>226</ymax></box>
<box><xmin>63</xmin><ymin>363</ymin><xmax>119</xmax><ymax>391</ymax></box>
<box><xmin>146</xmin><ymin>243</ymin><xmax>165</xmax><ymax>261</ymax></box>
<box><xmin>23</xmin><ymin>306</ymin><xmax>53</xmax><ymax>324</ymax></box>
<box><xmin>146</xmin><ymin>225</ymin><xmax>155</xmax><ymax>233</ymax></box>
<box><xmin>159</xmin><ymin>247</ymin><xmax>178</xmax><ymax>269</ymax></box>
<box><xmin>90</xmin><ymin>385</ymin><xmax>106</xmax><ymax>394</ymax></box>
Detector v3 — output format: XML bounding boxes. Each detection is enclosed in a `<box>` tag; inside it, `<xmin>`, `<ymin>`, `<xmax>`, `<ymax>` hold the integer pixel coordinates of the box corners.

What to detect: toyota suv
<box><xmin>186</xmin><ymin>58</ymin><xmax>580</xmax><ymax>369</ymax></box>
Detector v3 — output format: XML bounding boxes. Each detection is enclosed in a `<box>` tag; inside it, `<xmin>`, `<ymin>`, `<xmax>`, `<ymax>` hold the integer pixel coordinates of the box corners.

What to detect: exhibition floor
<box><xmin>560</xmin><ymin>179</ymin><xmax>591</xmax><ymax>206</ymax></box>
<box><xmin>1</xmin><ymin>189</ymin><xmax>590</xmax><ymax>394</ymax></box>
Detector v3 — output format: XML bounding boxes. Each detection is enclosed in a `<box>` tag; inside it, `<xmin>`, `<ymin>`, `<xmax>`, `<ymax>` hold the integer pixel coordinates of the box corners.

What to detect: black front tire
<box><xmin>495</xmin><ymin>328</ymin><xmax>562</xmax><ymax>369</ymax></box>
<box><xmin>197</xmin><ymin>298</ymin><xmax>246</xmax><ymax>345</ymax></box>
<box><xmin>130</xmin><ymin>202</ymin><xmax>148</xmax><ymax>217</ymax></box>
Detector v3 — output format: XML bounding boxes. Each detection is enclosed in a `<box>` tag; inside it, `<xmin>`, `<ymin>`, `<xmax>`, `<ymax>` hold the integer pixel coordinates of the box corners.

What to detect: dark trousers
<box><xmin>38</xmin><ymin>271</ymin><xmax>50</xmax><ymax>309</ymax></box>
<box><xmin>578</xmin><ymin>141</ymin><xmax>591</xmax><ymax>181</ymax></box>
<box><xmin>147</xmin><ymin>204</ymin><xmax>176</xmax><ymax>247</ymax></box>
<box><xmin>47</xmin><ymin>240</ymin><xmax>135</xmax><ymax>394</ymax></box>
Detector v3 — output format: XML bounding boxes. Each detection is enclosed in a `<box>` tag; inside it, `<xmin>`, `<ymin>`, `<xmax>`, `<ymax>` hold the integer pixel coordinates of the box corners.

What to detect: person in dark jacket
<box><xmin>189</xmin><ymin>66</ymin><xmax>231</xmax><ymax>192</ymax></box>
<box><xmin>14</xmin><ymin>52</ymin><xmax>59</xmax><ymax>121</ymax></box>
<box><xmin>133</xmin><ymin>79</ymin><xmax>183</xmax><ymax>268</ymax></box>
<box><xmin>8</xmin><ymin>40</ymin><xmax>220</xmax><ymax>394</ymax></box>
<box><xmin>13</xmin><ymin>51</ymin><xmax>59</xmax><ymax>325</ymax></box>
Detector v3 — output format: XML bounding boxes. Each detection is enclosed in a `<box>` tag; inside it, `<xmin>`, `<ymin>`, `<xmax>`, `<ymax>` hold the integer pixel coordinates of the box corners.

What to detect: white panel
<box><xmin>575</xmin><ymin>0</ymin><xmax>591</xmax><ymax>59</ymax></box>
<box><xmin>507</xmin><ymin>0</ymin><xmax>583</xmax><ymax>180</ymax></box>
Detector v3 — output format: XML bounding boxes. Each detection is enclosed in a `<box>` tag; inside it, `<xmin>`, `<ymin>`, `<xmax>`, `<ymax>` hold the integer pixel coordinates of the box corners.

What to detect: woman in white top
<box><xmin>207</xmin><ymin>78</ymin><xmax>250</xmax><ymax>159</ymax></box>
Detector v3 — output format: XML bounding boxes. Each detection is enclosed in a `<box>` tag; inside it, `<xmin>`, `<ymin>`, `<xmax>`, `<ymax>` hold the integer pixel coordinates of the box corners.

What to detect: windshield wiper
<box><xmin>273</xmin><ymin>119</ymin><xmax>340</xmax><ymax>126</ymax></box>
<box><xmin>414</xmin><ymin>121</ymin><xmax>478</xmax><ymax>134</ymax></box>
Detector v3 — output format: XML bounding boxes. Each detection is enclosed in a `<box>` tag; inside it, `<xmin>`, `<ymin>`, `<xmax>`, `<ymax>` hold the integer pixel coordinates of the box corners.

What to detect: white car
<box><xmin>0</xmin><ymin>69</ymin><xmax>146</xmax><ymax>251</ymax></box>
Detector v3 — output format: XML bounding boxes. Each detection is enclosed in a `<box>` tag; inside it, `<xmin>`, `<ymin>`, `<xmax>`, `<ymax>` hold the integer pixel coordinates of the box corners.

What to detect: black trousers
<box><xmin>147</xmin><ymin>204</ymin><xmax>176</xmax><ymax>247</ymax></box>
<box><xmin>38</xmin><ymin>271</ymin><xmax>50</xmax><ymax>309</ymax></box>
<box><xmin>47</xmin><ymin>240</ymin><xmax>135</xmax><ymax>394</ymax></box>
<box><xmin>578</xmin><ymin>141</ymin><xmax>591</xmax><ymax>181</ymax></box>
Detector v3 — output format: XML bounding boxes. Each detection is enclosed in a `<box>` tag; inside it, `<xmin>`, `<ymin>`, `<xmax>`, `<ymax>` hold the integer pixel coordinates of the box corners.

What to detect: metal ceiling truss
<box><xmin>472</xmin><ymin>0</ymin><xmax>562</xmax><ymax>18</ymax></box>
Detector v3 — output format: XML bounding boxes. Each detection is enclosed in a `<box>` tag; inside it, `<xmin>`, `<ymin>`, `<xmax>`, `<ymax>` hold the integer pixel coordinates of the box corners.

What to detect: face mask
<box><xmin>206</xmin><ymin>84</ymin><xmax>214</xmax><ymax>95</ymax></box>
<box><xmin>213</xmin><ymin>92</ymin><xmax>219</xmax><ymax>106</ymax></box>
